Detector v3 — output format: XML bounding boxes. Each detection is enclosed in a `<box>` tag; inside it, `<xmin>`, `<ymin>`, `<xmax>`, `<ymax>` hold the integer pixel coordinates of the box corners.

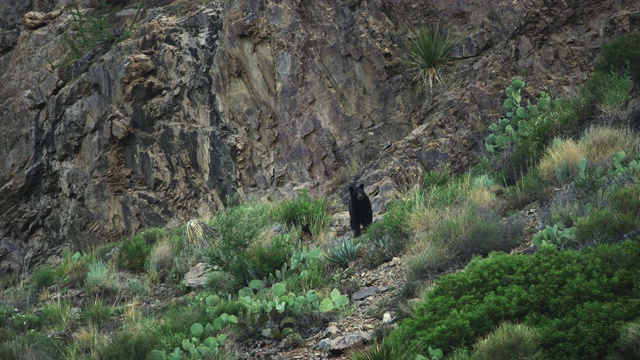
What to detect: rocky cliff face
<box><xmin>1</xmin><ymin>0</ymin><xmax>638</xmax><ymax>273</ymax></box>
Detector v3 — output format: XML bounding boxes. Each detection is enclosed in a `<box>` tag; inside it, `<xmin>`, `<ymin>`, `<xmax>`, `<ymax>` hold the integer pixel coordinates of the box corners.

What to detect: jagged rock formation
<box><xmin>1</xmin><ymin>0</ymin><xmax>639</xmax><ymax>273</ymax></box>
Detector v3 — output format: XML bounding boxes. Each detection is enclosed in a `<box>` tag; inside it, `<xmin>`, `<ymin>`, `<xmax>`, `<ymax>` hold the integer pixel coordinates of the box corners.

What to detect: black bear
<box><xmin>349</xmin><ymin>184</ymin><xmax>373</xmax><ymax>237</ymax></box>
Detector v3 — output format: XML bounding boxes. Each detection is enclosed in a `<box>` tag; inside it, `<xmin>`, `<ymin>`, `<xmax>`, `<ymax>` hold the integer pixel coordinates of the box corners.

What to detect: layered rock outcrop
<box><xmin>1</xmin><ymin>0</ymin><xmax>639</xmax><ymax>273</ymax></box>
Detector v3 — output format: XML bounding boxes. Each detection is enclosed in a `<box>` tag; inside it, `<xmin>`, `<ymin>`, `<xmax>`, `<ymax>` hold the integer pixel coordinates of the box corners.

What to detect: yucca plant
<box><xmin>406</xmin><ymin>25</ymin><xmax>458</xmax><ymax>90</ymax></box>
<box><xmin>185</xmin><ymin>219</ymin><xmax>217</xmax><ymax>248</ymax></box>
<box><xmin>325</xmin><ymin>238</ymin><xmax>362</xmax><ymax>269</ymax></box>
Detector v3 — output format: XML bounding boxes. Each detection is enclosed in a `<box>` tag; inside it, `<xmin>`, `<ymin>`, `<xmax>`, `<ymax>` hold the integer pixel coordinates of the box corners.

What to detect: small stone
<box><xmin>382</xmin><ymin>312</ymin><xmax>395</xmax><ymax>324</ymax></box>
<box><xmin>326</xmin><ymin>324</ymin><xmax>339</xmax><ymax>335</ymax></box>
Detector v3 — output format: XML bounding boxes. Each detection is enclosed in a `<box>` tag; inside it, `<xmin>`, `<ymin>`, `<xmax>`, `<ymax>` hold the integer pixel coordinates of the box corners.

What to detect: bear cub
<box><xmin>349</xmin><ymin>184</ymin><xmax>373</xmax><ymax>237</ymax></box>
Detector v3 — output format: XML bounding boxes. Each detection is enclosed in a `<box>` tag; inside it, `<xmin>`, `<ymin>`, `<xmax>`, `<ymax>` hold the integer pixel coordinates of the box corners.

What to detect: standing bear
<box><xmin>349</xmin><ymin>184</ymin><xmax>373</xmax><ymax>237</ymax></box>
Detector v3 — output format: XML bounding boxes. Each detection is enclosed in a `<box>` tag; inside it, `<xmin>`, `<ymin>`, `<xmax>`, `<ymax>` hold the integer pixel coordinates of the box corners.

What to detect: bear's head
<box><xmin>349</xmin><ymin>184</ymin><xmax>367</xmax><ymax>201</ymax></box>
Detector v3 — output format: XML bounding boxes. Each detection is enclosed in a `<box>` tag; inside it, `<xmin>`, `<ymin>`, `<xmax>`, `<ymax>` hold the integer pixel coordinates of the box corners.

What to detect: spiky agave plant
<box><xmin>325</xmin><ymin>237</ymin><xmax>362</xmax><ymax>269</ymax></box>
<box><xmin>406</xmin><ymin>25</ymin><xmax>458</xmax><ymax>90</ymax></box>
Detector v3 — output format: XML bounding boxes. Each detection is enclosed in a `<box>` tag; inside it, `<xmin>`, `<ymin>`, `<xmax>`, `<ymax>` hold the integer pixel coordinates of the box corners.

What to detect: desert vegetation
<box><xmin>3</xmin><ymin>11</ymin><xmax>640</xmax><ymax>360</ymax></box>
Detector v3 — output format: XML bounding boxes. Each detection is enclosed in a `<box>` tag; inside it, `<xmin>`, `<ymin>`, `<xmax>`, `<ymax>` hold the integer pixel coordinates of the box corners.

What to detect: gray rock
<box><xmin>351</xmin><ymin>286</ymin><xmax>378</xmax><ymax>301</ymax></box>
<box><xmin>184</xmin><ymin>263</ymin><xmax>210</xmax><ymax>288</ymax></box>
<box><xmin>327</xmin><ymin>330</ymin><xmax>371</xmax><ymax>351</ymax></box>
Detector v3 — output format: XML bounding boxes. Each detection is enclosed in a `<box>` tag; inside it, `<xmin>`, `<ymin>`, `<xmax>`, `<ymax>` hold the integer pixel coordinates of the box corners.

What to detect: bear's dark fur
<box><xmin>349</xmin><ymin>184</ymin><xmax>373</xmax><ymax>237</ymax></box>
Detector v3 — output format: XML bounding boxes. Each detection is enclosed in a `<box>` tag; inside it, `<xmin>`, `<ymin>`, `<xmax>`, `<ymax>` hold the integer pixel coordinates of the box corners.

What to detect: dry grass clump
<box><xmin>538</xmin><ymin>126</ymin><xmax>639</xmax><ymax>186</ymax></box>
<box><xmin>582</xmin><ymin>126</ymin><xmax>638</xmax><ymax>164</ymax></box>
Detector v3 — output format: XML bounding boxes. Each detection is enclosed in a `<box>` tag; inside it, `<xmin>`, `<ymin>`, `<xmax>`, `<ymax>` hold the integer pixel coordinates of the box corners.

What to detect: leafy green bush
<box><xmin>596</xmin><ymin>33</ymin><xmax>640</xmax><ymax>81</ymax></box>
<box><xmin>272</xmin><ymin>190</ymin><xmax>329</xmax><ymax>236</ymax></box>
<box><xmin>406</xmin><ymin>25</ymin><xmax>458</xmax><ymax>89</ymax></box>
<box><xmin>485</xmin><ymin>79</ymin><xmax>551</xmax><ymax>155</ymax></box>
<box><xmin>390</xmin><ymin>240</ymin><xmax>640</xmax><ymax>359</ymax></box>
<box><xmin>117</xmin><ymin>229</ymin><xmax>164</xmax><ymax>272</ymax></box>
<box><xmin>484</xmin><ymin>80</ymin><xmax>557</xmax><ymax>185</ymax></box>
<box><xmin>532</xmin><ymin>223</ymin><xmax>577</xmax><ymax>249</ymax></box>
<box><xmin>208</xmin><ymin>202</ymin><xmax>271</xmax><ymax>271</ymax></box>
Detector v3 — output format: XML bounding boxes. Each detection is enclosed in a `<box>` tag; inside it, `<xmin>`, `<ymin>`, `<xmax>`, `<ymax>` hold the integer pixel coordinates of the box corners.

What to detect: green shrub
<box><xmin>58</xmin><ymin>249</ymin><xmax>92</xmax><ymax>287</ymax></box>
<box><xmin>575</xmin><ymin>208</ymin><xmax>638</xmax><ymax>245</ymax></box>
<box><xmin>610</xmin><ymin>184</ymin><xmax>640</xmax><ymax>216</ymax></box>
<box><xmin>0</xmin><ymin>331</ymin><xmax>59</xmax><ymax>360</ymax></box>
<box><xmin>406</xmin><ymin>25</ymin><xmax>458</xmax><ymax>89</ymax></box>
<box><xmin>84</xmin><ymin>262</ymin><xmax>117</xmax><ymax>295</ymax></box>
<box><xmin>117</xmin><ymin>229</ymin><xmax>164</xmax><ymax>272</ymax></box>
<box><xmin>41</xmin><ymin>299</ymin><xmax>73</xmax><ymax>332</ymax></box>
<box><xmin>233</xmin><ymin>234</ymin><xmax>293</xmax><ymax>284</ymax></box>
<box><xmin>390</xmin><ymin>240</ymin><xmax>640</xmax><ymax>359</ymax></box>
<box><xmin>596</xmin><ymin>33</ymin><xmax>640</xmax><ymax>80</ymax></box>
<box><xmin>97</xmin><ymin>327</ymin><xmax>161</xmax><ymax>360</ymax></box>
<box><xmin>83</xmin><ymin>300</ymin><xmax>113</xmax><ymax>327</ymax></box>
<box><xmin>52</xmin><ymin>0</ymin><xmax>144</xmax><ymax>68</ymax></box>
<box><xmin>599</xmin><ymin>70</ymin><xmax>633</xmax><ymax>111</ymax></box>
<box><xmin>208</xmin><ymin>201</ymin><xmax>271</xmax><ymax>271</ymax></box>
<box><xmin>365</xmin><ymin>196</ymin><xmax>414</xmax><ymax>244</ymax></box>
<box><xmin>272</xmin><ymin>190</ymin><xmax>329</xmax><ymax>236</ymax></box>
<box><xmin>448</xmin><ymin>323</ymin><xmax>544</xmax><ymax>360</ymax></box>
<box><xmin>30</xmin><ymin>265</ymin><xmax>56</xmax><ymax>292</ymax></box>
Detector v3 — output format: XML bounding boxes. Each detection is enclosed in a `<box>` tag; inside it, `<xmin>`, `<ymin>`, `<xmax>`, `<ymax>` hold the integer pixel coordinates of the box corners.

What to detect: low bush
<box><xmin>117</xmin><ymin>229</ymin><xmax>164</xmax><ymax>272</ymax></box>
<box><xmin>575</xmin><ymin>208</ymin><xmax>638</xmax><ymax>246</ymax></box>
<box><xmin>390</xmin><ymin>240</ymin><xmax>640</xmax><ymax>359</ymax></box>
<box><xmin>272</xmin><ymin>189</ymin><xmax>330</xmax><ymax>237</ymax></box>
<box><xmin>83</xmin><ymin>300</ymin><xmax>113</xmax><ymax>327</ymax></box>
<box><xmin>596</xmin><ymin>33</ymin><xmax>640</xmax><ymax>81</ymax></box>
<box><xmin>30</xmin><ymin>265</ymin><xmax>56</xmax><ymax>292</ymax></box>
<box><xmin>207</xmin><ymin>201</ymin><xmax>272</xmax><ymax>273</ymax></box>
<box><xmin>232</xmin><ymin>234</ymin><xmax>293</xmax><ymax>285</ymax></box>
<box><xmin>406</xmin><ymin>206</ymin><xmax>523</xmax><ymax>280</ymax></box>
<box><xmin>84</xmin><ymin>262</ymin><xmax>118</xmax><ymax>296</ymax></box>
<box><xmin>448</xmin><ymin>322</ymin><xmax>544</xmax><ymax>360</ymax></box>
<box><xmin>97</xmin><ymin>327</ymin><xmax>161</xmax><ymax>360</ymax></box>
<box><xmin>349</xmin><ymin>338</ymin><xmax>420</xmax><ymax>360</ymax></box>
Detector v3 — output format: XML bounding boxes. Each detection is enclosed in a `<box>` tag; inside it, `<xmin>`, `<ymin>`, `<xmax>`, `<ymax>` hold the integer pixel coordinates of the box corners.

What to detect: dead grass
<box><xmin>538</xmin><ymin>137</ymin><xmax>586</xmax><ymax>184</ymax></box>
<box><xmin>583</xmin><ymin>126</ymin><xmax>638</xmax><ymax>164</ymax></box>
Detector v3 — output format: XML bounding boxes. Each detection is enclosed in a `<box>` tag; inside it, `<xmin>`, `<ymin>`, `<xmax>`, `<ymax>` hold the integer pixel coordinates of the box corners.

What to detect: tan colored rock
<box><xmin>24</xmin><ymin>12</ymin><xmax>48</xmax><ymax>29</ymax></box>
